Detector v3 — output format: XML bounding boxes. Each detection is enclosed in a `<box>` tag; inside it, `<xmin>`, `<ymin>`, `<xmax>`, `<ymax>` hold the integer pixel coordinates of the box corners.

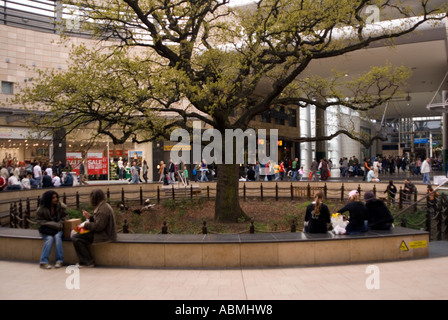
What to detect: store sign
<box><xmin>414</xmin><ymin>138</ymin><xmax>428</xmax><ymax>144</ymax></box>
<box><xmin>87</xmin><ymin>153</ymin><xmax>108</xmax><ymax>175</ymax></box>
<box><xmin>163</xmin><ymin>145</ymin><xmax>191</xmax><ymax>151</ymax></box>
<box><xmin>109</xmin><ymin>150</ymin><xmax>126</xmax><ymax>157</ymax></box>
<box><xmin>67</xmin><ymin>152</ymin><xmax>82</xmax><ymax>175</ymax></box>
<box><xmin>67</xmin><ymin>152</ymin><xmax>108</xmax><ymax>175</ymax></box>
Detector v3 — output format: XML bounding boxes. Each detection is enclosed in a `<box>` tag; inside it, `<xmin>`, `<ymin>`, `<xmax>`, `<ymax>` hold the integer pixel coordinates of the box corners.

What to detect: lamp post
<box><xmin>427</xmin><ymin>90</ymin><xmax>448</xmax><ymax>174</ymax></box>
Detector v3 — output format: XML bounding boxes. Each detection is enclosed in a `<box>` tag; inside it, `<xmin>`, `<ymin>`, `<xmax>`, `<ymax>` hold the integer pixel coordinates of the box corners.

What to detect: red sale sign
<box><xmin>88</xmin><ymin>157</ymin><xmax>108</xmax><ymax>175</ymax></box>
<box><xmin>67</xmin><ymin>152</ymin><xmax>82</xmax><ymax>175</ymax></box>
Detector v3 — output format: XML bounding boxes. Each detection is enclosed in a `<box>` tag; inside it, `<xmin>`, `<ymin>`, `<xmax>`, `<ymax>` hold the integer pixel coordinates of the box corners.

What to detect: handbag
<box><xmin>39</xmin><ymin>225</ymin><xmax>58</xmax><ymax>236</ymax></box>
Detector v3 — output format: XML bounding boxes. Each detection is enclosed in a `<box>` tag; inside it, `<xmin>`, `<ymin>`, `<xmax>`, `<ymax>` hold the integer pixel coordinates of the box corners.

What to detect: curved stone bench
<box><xmin>0</xmin><ymin>227</ymin><xmax>429</xmax><ymax>268</ymax></box>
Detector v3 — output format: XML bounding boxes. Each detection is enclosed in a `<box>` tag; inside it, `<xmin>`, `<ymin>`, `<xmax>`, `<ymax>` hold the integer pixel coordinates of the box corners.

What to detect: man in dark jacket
<box><xmin>42</xmin><ymin>172</ymin><xmax>53</xmax><ymax>188</ymax></box>
<box><xmin>364</xmin><ymin>191</ymin><xmax>394</xmax><ymax>230</ymax></box>
<box><xmin>61</xmin><ymin>172</ymin><xmax>73</xmax><ymax>187</ymax></box>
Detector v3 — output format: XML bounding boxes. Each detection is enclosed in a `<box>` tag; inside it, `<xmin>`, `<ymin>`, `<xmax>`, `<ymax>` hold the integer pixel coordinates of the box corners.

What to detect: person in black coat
<box><xmin>337</xmin><ymin>190</ymin><xmax>368</xmax><ymax>234</ymax></box>
<box><xmin>364</xmin><ymin>191</ymin><xmax>394</xmax><ymax>230</ymax></box>
<box><xmin>246</xmin><ymin>166</ymin><xmax>256</xmax><ymax>181</ymax></box>
<box><xmin>42</xmin><ymin>172</ymin><xmax>53</xmax><ymax>188</ymax></box>
<box><xmin>304</xmin><ymin>191</ymin><xmax>331</xmax><ymax>233</ymax></box>
<box><xmin>384</xmin><ymin>180</ymin><xmax>397</xmax><ymax>204</ymax></box>
<box><xmin>61</xmin><ymin>172</ymin><xmax>73</xmax><ymax>187</ymax></box>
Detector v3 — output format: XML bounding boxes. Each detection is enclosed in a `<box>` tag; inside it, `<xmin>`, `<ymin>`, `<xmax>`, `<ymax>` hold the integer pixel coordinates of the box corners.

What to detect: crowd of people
<box><xmin>157</xmin><ymin>159</ymin><xmax>210</xmax><ymax>186</ymax></box>
<box><xmin>237</xmin><ymin>157</ymin><xmax>331</xmax><ymax>182</ymax></box>
<box><xmin>0</xmin><ymin>160</ymin><xmax>77</xmax><ymax>191</ymax></box>
<box><xmin>338</xmin><ymin>155</ymin><xmax>438</xmax><ymax>185</ymax></box>
<box><xmin>0</xmin><ymin>153</ymin><xmax>440</xmax><ymax>191</ymax></box>
<box><xmin>152</xmin><ymin>154</ymin><xmax>439</xmax><ymax>186</ymax></box>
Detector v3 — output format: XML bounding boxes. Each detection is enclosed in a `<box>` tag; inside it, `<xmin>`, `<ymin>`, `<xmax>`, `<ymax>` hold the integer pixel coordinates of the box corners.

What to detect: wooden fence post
<box><xmin>290</xmin><ymin>183</ymin><xmax>294</xmax><ymax>201</ymax></box>
<box><xmin>275</xmin><ymin>183</ymin><xmax>279</xmax><ymax>201</ymax></box>
<box><xmin>140</xmin><ymin>187</ymin><xmax>143</xmax><ymax>205</ymax></box>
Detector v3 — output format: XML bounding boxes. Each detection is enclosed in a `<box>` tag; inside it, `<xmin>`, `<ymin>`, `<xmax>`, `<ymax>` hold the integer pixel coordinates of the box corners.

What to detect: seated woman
<box><xmin>336</xmin><ymin>190</ymin><xmax>368</xmax><ymax>234</ymax></box>
<box><xmin>364</xmin><ymin>191</ymin><xmax>394</xmax><ymax>230</ymax></box>
<box><xmin>304</xmin><ymin>191</ymin><xmax>331</xmax><ymax>233</ymax></box>
<box><xmin>36</xmin><ymin>190</ymin><xmax>68</xmax><ymax>269</ymax></box>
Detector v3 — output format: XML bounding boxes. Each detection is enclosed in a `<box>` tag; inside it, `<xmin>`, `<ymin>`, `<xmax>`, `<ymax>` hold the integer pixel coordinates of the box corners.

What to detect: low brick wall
<box><xmin>0</xmin><ymin>227</ymin><xmax>429</xmax><ymax>268</ymax></box>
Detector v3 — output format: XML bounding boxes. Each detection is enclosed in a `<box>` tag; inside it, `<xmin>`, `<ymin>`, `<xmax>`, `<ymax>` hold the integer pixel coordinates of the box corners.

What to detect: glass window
<box><xmin>1</xmin><ymin>81</ymin><xmax>14</xmax><ymax>95</ymax></box>
<box><xmin>260</xmin><ymin>110</ymin><xmax>271</xmax><ymax>123</ymax></box>
<box><xmin>288</xmin><ymin>109</ymin><xmax>297</xmax><ymax>127</ymax></box>
<box><xmin>274</xmin><ymin>106</ymin><xmax>285</xmax><ymax>125</ymax></box>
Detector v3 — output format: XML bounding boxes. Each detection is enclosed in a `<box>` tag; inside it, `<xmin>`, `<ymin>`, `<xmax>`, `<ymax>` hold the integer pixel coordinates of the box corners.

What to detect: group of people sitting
<box><xmin>36</xmin><ymin>188</ymin><xmax>116</xmax><ymax>269</ymax></box>
<box><xmin>0</xmin><ymin>162</ymin><xmax>75</xmax><ymax>191</ymax></box>
<box><xmin>304</xmin><ymin>189</ymin><xmax>394</xmax><ymax>234</ymax></box>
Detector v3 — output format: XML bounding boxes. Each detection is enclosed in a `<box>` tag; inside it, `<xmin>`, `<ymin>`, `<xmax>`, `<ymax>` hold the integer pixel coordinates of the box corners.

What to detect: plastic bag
<box><xmin>331</xmin><ymin>213</ymin><xmax>347</xmax><ymax>235</ymax></box>
<box><xmin>73</xmin><ymin>221</ymin><xmax>90</xmax><ymax>235</ymax></box>
<box><xmin>333</xmin><ymin>224</ymin><xmax>346</xmax><ymax>235</ymax></box>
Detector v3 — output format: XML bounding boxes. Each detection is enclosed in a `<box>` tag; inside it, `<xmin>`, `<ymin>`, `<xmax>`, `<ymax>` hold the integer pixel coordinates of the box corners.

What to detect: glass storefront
<box><xmin>66</xmin><ymin>132</ymin><xmax>153</xmax><ymax>181</ymax></box>
<box><xmin>0</xmin><ymin>127</ymin><xmax>52</xmax><ymax>169</ymax></box>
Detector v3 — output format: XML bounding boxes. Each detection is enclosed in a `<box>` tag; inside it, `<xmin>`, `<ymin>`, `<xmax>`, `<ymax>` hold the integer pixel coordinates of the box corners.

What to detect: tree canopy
<box><xmin>15</xmin><ymin>0</ymin><xmax>448</xmax><ymax>221</ymax></box>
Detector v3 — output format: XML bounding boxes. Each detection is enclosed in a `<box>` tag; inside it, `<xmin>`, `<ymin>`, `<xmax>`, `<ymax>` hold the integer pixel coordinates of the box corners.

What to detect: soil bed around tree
<box><xmin>50</xmin><ymin>196</ymin><xmax>423</xmax><ymax>235</ymax></box>
<box><xmin>110</xmin><ymin>198</ymin><xmax>343</xmax><ymax>234</ymax></box>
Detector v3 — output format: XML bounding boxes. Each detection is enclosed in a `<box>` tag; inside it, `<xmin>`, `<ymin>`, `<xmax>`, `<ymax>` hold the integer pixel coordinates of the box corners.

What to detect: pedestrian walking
<box><xmin>421</xmin><ymin>157</ymin><xmax>431</xmax><ymax>185</ymax></box>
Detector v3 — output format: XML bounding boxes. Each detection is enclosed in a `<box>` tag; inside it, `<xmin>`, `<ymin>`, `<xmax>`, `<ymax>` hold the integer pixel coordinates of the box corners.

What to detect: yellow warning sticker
<box><xmin>409</xmin><ymin>240</ymin><xmax>427</xmax><ymax>249</ymax></box>
<box><xmin>400</xmin><ymin>241</ymin><xmax>409</xmax><ymax>251</ymax></box>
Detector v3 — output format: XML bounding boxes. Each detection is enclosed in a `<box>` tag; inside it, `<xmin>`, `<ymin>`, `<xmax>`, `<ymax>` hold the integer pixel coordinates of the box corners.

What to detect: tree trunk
<box><xmin>214</xmin><ymin>164</ymin><xmax>250</xmax><ymax>222</ymax></box>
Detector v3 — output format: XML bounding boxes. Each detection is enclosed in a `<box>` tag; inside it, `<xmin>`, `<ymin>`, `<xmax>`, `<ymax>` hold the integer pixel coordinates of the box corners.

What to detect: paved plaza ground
<box><xmin>1</xmin><ymin>241</ymin><xmax>447</xmax><ymax>301</ymax></box>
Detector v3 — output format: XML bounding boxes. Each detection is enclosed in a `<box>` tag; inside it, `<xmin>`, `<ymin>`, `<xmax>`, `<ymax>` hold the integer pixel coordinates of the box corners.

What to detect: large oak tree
<box><xmin>16</xmin><ymin>0</ymin><xmax>447</xmax><ymax>221</ymax></box>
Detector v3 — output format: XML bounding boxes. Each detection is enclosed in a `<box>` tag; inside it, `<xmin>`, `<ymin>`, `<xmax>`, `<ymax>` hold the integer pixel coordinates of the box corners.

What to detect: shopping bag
<box><xmin>331</xmin><ymin>213</ymin><xmax>347</xmax><ymax>234</ymax></box>
<box><xmin>73</xmin><ymin>221</ymin><xmax>90</xmax><ymax>235</ymax></box>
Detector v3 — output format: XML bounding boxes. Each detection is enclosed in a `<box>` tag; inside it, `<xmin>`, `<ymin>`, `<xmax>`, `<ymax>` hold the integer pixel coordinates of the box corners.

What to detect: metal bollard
<box><xmin>123</xmin><ymin>219</ymin><xmax>129</xmax><ymax>234</ymax></box>
<box><xmin>291</xmin><ymin>220</ymin><xmax>297</xmax><ymax>233</ymax></box>
<box><xmin>162</xmin><ymin>221</ymin><xmax>168</xmax><ymax>234</ymax></box>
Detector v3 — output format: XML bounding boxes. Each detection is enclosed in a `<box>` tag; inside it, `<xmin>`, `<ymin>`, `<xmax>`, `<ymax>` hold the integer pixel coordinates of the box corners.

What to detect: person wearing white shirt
<box><xmin>33</xmin><ymin>162</ymin><xmax>42</xmax><ymax>188</ymax></box>
<box><xmin>421</xmin><ymin>157</ymin><xmax>431</xmax><ymax>185</ymax></box>
<box><xmin>52</xmin><ymin>174</ymin><xmax>61</xmax><ymax>187</ymax></box>
<box><xmin>7</xmin><ymin>173</ymin><xmax>21</xmax><ymax>190</ymax></box>
<box><xmin>367</xmin><ymin>169</ymin><xmax>378</xmax><ymax>182</ymax></box>
<box><xmin>45</xmin><ymin>166</ymin><xmax>53</xmax><ymax>178</ymax></box>
<box><xmin>21</xmin><ymin>174</ymin><xmax>31</xmax><ymax>190</ymax></box>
